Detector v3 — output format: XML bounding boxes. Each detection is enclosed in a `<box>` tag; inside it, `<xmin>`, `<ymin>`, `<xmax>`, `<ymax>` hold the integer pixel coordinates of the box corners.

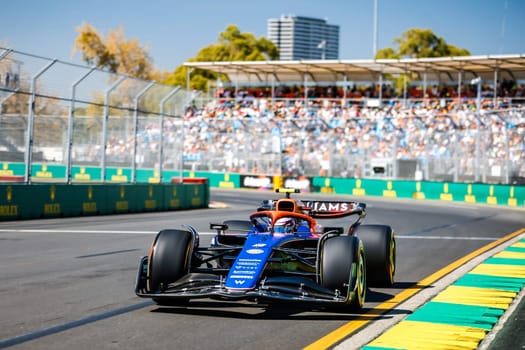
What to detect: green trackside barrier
<box><xmin>2</xmin><ymin>162</ymin><xmax>522</xmax><ymax>209</ymax></box>
<box><xmin>312</xmin><ymin>177</ymin><xmax>525</xmax><ymax>208</ymax></box>
<box><xmin>0</xmin><ymin>162</ymin><xmax>181</xmax><ymax>183</ymax></box>
<box><xmin>72</xmin><ymin>168</ymin><xmax>234</xmax><ymax>188</ymax></box>
<box><xmin>178</xmin><ymin>183</ymin><xmax>207</xmax><ymax>209</ymax></box>
<box><xmin>71</xmin><ymin>166</ymin><xmax>101</xmax><ymax>181</ymax></box>
<box><xmin>72</xmin><ymin>167</ymin><xmax>186</xmax><ymax>183</ymax></box>
<box><xmin>1</xmin><ymin>162</ymin><xmax>240</xmax><ymax>187</ymax></box>
<box><xmin>0</xmin><ymin>183</ymin><xmax>209</xmax><ymax>221</ymax></box>
<box><xmin>311</xmin><ymin>177</ymin><xmax>413</xmax><ymax>197</ymax></box>
<box><xmin>189</xmin><ymin>171</ymin><xmax>240</xmax><ymax>188</ymax></box>
<box><xmin>32</xmin><ymin>164</ymin><xmax>66</xmax><ymax>180</ymax></box>
<box><xmin>0</xmin><ymin>162</ymin><xmax>25</xmax><ymax>177</ymax></box>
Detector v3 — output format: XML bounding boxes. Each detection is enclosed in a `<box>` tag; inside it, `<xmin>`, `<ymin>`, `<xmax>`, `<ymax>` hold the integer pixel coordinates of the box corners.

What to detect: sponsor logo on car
<box><xmin>305</xmin><ymin>201</ymin><xmax>354</xmax><ymax>212</ymax></box>
<box><xmin>231</xmin><ymin>275</ymin><xmax>254</xmax><ymax>279</ymax></box>
<box><xmin>237</xmin><ymin>261</ymin><xmax>259</xmax><ymax>266</ymax></box>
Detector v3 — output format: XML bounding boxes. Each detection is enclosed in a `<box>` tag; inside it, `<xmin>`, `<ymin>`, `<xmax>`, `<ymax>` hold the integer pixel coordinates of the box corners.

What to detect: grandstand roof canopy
<box><xmin>184</xmin><ymin>54</ymin><xmax>525</xmax><ymax>85</ymax></box>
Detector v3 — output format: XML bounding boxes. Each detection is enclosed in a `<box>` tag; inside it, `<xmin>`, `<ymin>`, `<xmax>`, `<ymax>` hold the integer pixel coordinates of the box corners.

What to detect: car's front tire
<box><xmin>320</xmin><ymin>235</ymin><xmax>366</xmax><ymax>311</ymax></box>
<box><xmin>148</xmin><ymin>229</ymin><xmax>193</xmax><ymax>293</ymax></box>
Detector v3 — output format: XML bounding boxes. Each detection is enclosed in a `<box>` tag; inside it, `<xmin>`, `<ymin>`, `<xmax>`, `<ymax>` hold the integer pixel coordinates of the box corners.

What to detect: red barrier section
<box><xmin>171</xmin><ymin>177</ymin><xmax>208</xmax><ymax>184</ymax></box>
<box><xmin>0</xmin><ymin>175</ymin><xmax>24</xmax><ymax>182</ymax></box>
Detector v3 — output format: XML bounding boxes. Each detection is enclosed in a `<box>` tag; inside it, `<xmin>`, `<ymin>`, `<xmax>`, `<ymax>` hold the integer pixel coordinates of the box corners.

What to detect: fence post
<box><xmin>159</xmin><ymin>87</ymin><xmax>181</xmax><ymax>183</ymax></box>
<box><xmin>24</xmin><ymin>59</ymin><xmax>57</xmax><ymax>183</ymax></box>
<box><xmin>0</xmin><ymin>49</ymin><xmax>13</xmax><ymax>114</ymax></box>
<box><xmin>101</xmin><ymin>76</ymin><xmax>127</xmax><ymax>183</ymax></box>
<box><xmin>66</xmin><ymin>67</ymin><xmax>96</xmax><ymax>184</ymax></box>
<box><xmin>131</xmin><ymin>81</ymin><xmax>156</xmax><ymax>184</ymax></box>
<box><xmin>472</xmin><ymin>77</ymin><xmax>482</xmax><ymax>183</ymax></box>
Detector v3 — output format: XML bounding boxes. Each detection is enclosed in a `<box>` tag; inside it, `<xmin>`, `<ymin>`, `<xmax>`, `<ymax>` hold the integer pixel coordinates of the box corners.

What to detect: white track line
<box><xmin>396</xmin><ymin>235</ymin><xmax>499</xmax><ymax>240</ymax></box>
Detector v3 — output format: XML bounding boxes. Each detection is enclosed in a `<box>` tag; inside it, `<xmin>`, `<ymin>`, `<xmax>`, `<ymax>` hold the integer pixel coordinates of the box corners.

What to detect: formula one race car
<box><xmin>135</xmin><ymin>188</ymin><xmax>396</xmax><ymax>311</ymax></box>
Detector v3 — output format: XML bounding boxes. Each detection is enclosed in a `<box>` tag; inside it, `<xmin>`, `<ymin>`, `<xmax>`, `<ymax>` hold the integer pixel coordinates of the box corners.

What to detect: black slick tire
<box><xmin>148</xmin><ymin>229</ymin><xmax>192</xmax><ymax>293</ymax></box>
<box><xmin>320</xmin><ymin>235</ymin><xmax>366</xmax><ymax>311</ymax></box>
<box><xmin>355</xmin><ymin>224</ymin><xmax>395</xmax><ymax>287</ymax></box>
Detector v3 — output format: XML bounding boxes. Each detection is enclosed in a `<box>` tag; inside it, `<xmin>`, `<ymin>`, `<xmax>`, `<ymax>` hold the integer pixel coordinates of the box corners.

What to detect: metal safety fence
<box><xmin>167</xmin><ymin>111</ymin><xmax>525</xmax><ymax>185</ymax></box>
<box><xmin>0</xmin><ymin>48</ymin><xmax>192</xmax><ymax>183</ymax></box>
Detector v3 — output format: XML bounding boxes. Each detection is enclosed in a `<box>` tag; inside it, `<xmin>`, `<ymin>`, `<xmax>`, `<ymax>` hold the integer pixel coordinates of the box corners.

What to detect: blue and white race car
<box><xmin>135</xmin><ymin>188</ymin><xmax>396</xmax><ymax>311</ymax></box>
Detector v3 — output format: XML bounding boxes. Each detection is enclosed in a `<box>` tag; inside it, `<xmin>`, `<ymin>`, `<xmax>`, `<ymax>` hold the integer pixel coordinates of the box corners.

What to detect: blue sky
<box><xmin>1</xmin><ymin>0</ymin><xmax>524</xmax><ymax>73</ymax></box>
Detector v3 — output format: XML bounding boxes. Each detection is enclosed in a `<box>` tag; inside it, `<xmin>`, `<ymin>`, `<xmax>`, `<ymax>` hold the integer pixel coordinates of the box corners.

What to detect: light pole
<box><xmin>471</xmin><ymin>77</ymin><xmax>482</xmax><ymax>182</ymax></box>
<box><xmin>373</xmin><ymin>0</ymin><xmax>378</xmax><ymax>57</ymax></box>
<box><xmin>318</xmin><ymin>40</ymin><xmax>326</xmax><ymax>60</ymax></box>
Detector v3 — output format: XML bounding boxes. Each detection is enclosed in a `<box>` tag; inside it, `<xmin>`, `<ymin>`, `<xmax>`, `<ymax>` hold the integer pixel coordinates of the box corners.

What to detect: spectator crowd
<box><xmin>104</xmin><ymin>88</ymin><xmax>524</xmax><ymax>183</ymax></box>
<box><xmin>44</xmin><ymin>79</ymin><xmax>518</xmax><ymax>183</ymax></box>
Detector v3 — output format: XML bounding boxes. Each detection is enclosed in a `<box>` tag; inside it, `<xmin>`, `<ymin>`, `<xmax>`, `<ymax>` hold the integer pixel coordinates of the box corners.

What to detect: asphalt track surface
<box><xmin>0</xmin><ymin>188</ymin><xmax>524</xmax><ymax>350</ymax></box>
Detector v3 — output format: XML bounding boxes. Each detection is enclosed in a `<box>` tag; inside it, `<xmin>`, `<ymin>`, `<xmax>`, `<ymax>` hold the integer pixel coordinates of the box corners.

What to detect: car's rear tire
<box><xmin>148</xmin><ymin>229</ymin><xmax>192</xmax><ymax>293</ymax></box>
<box><xmin>355</xmin><ymin>224</ymin><xmax>395</xmax><ymax>287</ymax></box>
<box><xmin>320</xmin><ymin>236</ymin><xmax>366</xmax><ymax>311</ymax></box>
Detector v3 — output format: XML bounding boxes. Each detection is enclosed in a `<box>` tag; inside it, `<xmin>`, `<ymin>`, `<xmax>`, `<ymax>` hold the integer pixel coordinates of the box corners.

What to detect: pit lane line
<box><xmin>304</xmin><ymin>227</ymin><xmax>525</xmax><ymax>350</ymax></box>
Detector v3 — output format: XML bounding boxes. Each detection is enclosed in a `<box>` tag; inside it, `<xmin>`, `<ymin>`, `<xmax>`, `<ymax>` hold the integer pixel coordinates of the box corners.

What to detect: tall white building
<box><xmin>267</xmin><ymin>15</ymin><xmax>339</xmax><ymax>60</ymax></box>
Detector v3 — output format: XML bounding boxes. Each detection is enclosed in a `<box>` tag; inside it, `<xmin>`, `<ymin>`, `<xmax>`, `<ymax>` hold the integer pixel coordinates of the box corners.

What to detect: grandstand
<box><xmin>183</xmin><ymin>55</ymin><xmax>525</xmax><ymax>184</ymax></box>
<box><xmin>184</xmin><ymin>55</ymin><xmax>525</xmax><ymax>104</ymax></box>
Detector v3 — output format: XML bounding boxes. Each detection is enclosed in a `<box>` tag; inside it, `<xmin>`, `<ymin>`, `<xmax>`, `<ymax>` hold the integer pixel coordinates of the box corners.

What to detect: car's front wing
<box><xmin>135</xmin><ymin>259</ymin><xmax>350</xmax><ymax>305</ymax></box>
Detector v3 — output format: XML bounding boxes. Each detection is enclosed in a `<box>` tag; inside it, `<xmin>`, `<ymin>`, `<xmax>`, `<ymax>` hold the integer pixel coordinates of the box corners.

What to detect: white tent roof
<box><xmin>184</xmin><ymin>54</ymin><xmax>525</xmax><ymax>84</ymax></box>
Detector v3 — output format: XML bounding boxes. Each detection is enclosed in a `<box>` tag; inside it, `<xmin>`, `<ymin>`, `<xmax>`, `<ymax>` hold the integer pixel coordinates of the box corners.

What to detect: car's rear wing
<box><xmin>302</xmin><ymin>201</ymin><xmax>366</xmax><ymax>219</ymax></box>
<box><xmin>267</xmin><ymin>188</ymin><xmax>367</xmax><ymax>219</ymax></box>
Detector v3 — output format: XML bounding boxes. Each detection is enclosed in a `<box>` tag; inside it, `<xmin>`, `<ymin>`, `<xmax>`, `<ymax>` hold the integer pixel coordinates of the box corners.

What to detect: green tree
<box><xmin>375</xmin><ymin>47</ymin><xmax>399</xmax><ymax>59</ymax></box>
<box><xmin>394</xmin><ymin>28</ymin><xmax>470</xmax><ymax>58</ymax></box>
<box><xmin>72</xmin><ymin>23</ymin><xmax>164</xmax><ymax>119</ymax></box>
<box><xmin>72</xmin><ymin>22</ymin><xmax>156</xmax><ymax>80</ymax></box>
<box><xmin>375</xmin><ymin>28</ymin><xmax>470</xmax><ymax>94</ymax></box>
<box><xmin>163</xmin><ymin>25</ymin><xmax>279</xmax><ymax>91</ymax></box>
